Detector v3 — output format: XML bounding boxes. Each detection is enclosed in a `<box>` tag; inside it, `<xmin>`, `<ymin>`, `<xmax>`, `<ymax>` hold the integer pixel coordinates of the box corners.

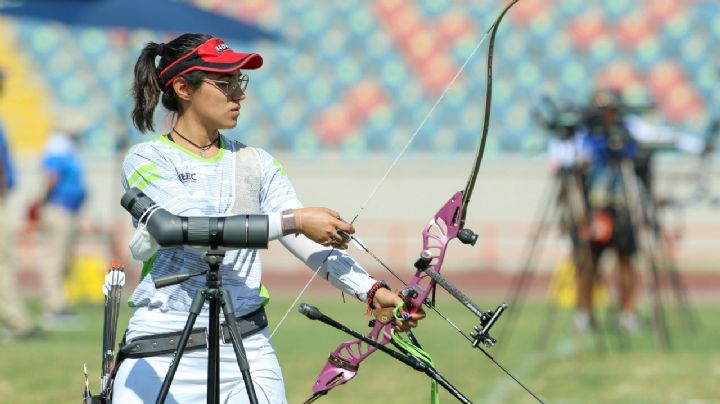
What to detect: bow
<box><xmin>290</xmin><ymin>1</ymin><xmax>544</xmax><ymax>402</ymax></box>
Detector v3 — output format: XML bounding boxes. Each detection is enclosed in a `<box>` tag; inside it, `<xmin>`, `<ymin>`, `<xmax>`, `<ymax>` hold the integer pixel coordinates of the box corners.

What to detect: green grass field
<box><xmin>1</xmin><ymin>296</ymin><xmax>718</xmax><ymax>403</ymax></box>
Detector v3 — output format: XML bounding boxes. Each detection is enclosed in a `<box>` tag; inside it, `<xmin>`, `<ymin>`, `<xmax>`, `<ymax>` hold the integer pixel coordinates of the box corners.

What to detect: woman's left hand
<box><xmin>371</xmin><ymin>287</ymin><xmax>425</xmax><ymax>332</ymax></box>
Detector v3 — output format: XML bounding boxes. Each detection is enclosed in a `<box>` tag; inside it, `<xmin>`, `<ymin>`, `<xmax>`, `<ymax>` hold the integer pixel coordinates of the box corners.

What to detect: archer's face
<box><xmin>190</xmin><ymin>72</ymin><xmax>246</xmax><ymax>131</ymax></box>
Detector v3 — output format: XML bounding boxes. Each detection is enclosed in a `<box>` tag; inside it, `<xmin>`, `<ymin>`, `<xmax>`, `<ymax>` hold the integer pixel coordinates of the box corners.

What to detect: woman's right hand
<box><xmin>293</xmin><ymin>207</ymin><xmax>354</xmax><ymax>249</ymax></box>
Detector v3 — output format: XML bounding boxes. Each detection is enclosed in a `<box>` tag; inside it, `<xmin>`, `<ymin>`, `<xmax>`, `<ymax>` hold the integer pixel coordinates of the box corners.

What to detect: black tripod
<box><xmin>155</xmin><ymin>250</ymin><xmax>259</xmax><ymax>404</ymax></box>
<box><xmin>498</xmin><ymin>167</ymin><xmax>605</xmax><ymax>353</ymax></box>
<box><xmin>619</xmin><ymin>158</ymin><xmax>699</xmax><ymax>350</ymax></box>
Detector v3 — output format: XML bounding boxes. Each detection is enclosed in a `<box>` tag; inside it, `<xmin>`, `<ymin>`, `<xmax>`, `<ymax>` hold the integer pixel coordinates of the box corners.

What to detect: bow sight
<box><xmin>412</xmin><ymin>249</ymin><xmax>506</xmax><ymax>349</ymax></box>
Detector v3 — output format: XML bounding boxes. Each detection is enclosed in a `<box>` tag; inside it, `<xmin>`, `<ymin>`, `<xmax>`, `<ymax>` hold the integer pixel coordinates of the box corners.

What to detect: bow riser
<box><xmin>311</xmin><ymin>318</ymin><xmax>393</xmax><ymax>395</ymax></box>
<box><xmin>405</xmin><ymin>191</ymin><xmax>465</xmax><ymax>311</ymax></box>
<box><xmin>310</xmin><ymin>192</ymin><xmax>467</xmax><ymax>395</ymax></box>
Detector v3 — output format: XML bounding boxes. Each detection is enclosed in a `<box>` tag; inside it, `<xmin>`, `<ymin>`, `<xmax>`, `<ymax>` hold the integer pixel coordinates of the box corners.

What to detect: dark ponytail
<box><xmin>131</xmin><ymin>33</ymin><xmax>213</xmax><ymax>133</ymax></box>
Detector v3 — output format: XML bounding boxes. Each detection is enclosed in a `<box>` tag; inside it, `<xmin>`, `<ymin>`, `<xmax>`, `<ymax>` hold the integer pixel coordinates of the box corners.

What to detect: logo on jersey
<box><xmin>178</xmin><ymin>172</ymin><xmax>198</xmax><ymax>183</ymax></box>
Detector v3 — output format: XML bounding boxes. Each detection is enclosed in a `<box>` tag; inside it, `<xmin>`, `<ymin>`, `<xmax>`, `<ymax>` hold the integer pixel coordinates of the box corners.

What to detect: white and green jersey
<box><xmin>122</xmin><ymin>134</ymin><xmax>300</xmax><ymax>314</ymax></box>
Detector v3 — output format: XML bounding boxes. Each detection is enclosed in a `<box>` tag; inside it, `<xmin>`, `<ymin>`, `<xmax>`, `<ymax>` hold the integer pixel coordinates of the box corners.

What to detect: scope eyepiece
<box><xmin>121</xmin><ymin>187</ymin><xmax>157</xmax><ymax>225</ymax></box>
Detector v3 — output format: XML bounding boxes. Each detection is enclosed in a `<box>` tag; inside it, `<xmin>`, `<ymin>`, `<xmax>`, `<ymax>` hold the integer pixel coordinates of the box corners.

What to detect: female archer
<box><xmin>112</xmin><ymin>32</ymin><xmax>424</xmax><ymax>402</ymax></box>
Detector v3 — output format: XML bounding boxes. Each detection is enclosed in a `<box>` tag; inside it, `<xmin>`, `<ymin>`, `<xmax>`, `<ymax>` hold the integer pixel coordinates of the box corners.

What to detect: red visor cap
<box><xmin>159</xmin><ymin>37</ymin><xmax>263</xmax><ymax>90</ymax></box>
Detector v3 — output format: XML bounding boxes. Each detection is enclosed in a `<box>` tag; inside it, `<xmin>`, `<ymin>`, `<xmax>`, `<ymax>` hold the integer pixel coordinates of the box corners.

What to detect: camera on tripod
<box><xmin>532</xmin><ymin>90</ymin><xmax>656</xmax><ymax>143</ymax></box>
<box><xmin>532</xmin><ymin>89</ymin><xmax>655</xmax><ymax>161</ymax></box>
<box><xmin>531</xmin><ymin>94</ymin><xmax>584</xmax><ymax>140</ymax></box>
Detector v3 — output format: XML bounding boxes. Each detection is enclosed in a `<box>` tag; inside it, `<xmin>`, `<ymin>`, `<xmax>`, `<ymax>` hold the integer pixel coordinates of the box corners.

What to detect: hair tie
<box><xmin>157</xmin><ymin>42</ymin><xmax>166</xmax><ymax>55</ymax></box>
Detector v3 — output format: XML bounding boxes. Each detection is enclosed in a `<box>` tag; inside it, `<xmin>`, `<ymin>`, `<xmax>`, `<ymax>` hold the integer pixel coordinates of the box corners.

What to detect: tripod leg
<box><xmin>497</xmin><ymin>176</ymin><xmax>559</xmax><ymax>352</ymax></box>
<box><xmin>156</xmin><ymin>289</ymin><xmax>207</xmax><ymax>404</ymax></box>
<box><xmin>646</xmin><ymin>251</ymin><xmax>672</xmax><ymax>349</ymax></box>
<box><xmin>208</xmin><ymin>292</ymin><xmax>221</xmax><ymax>404</ymax></box>
<box><xmin>567</xmin><ymin>173</ymin><xmax>607</xmax><ymax>354</ymax></box>
<box><xmin>662</xmin><ymin>247</ymin><xmax>699</xmax><ymax>330</ymax></box>
<box><xmin>219</xmin><ymin>290</ymin><xmax>259</xmax><ymax>404</ymax></box>
<box><xmin>654</xmin><ymin>209</ymin><xmax>699</xmax><ymax>331</ymax></box>
<box><xmin>620</xmin><ymin>161</ymin><xmax>671</xmax><ymax>350</ymax></box>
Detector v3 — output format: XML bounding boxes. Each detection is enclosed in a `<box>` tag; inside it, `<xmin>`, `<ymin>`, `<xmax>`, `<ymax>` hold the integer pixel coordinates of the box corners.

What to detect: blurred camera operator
<box><xmin>574</xmin><ymin>88</ymin><xmax>705</xmax><ymax>333</ymax></box>
<box><xmin>540</xmin><ymin>88</ymin><xmax>706</xmax><ymax>334</ymax></box>
<box><xmin>576</xmin><ymin>89</ymin><xmax>641</xmax><ymax>333</ymax></box>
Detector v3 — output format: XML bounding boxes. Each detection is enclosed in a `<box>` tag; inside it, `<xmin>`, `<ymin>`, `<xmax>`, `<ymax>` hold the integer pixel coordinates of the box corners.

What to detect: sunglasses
<box><xmin>202</xmin><ymin>74</ymin><xmax>249</xmax><ymax>95</ymax></box>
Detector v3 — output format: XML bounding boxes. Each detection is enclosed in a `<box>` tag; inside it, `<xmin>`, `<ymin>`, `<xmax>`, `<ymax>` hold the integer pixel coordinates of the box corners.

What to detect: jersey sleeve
<box><xmin>254</xmin><ymin>148</ymin><xmax>376</xmax><ymax>300</ymax></box>
<box><xmin>255</xmin><ymin>148</ymin><xmax>303</xmax><ymax>214</ymax></box>
<box><xmin>121</xmin><ymin>143</ymin><xmax>203</xmax><ymax>216</ymax></box>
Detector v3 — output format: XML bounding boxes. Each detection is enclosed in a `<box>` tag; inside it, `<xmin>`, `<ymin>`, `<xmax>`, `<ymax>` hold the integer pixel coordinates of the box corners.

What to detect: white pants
<box><xmin>112</xmin><ymin>309</ymin><xmax>287</xmax><ymax>403</ymax></box>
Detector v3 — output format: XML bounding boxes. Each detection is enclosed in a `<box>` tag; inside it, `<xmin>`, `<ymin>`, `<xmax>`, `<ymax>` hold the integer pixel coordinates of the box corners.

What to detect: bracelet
<box><xmin>365</xmin><ymin>280</ymin><xmax>390</xmax><ymax>312</ymax></box>
<box><xmin>281</xmin><ymin>209</ymin><xmax>297</xmax><ymax>236</ymax></box>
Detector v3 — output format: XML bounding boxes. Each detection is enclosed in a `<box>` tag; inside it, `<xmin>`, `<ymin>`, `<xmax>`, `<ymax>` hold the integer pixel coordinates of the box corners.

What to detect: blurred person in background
<box><xmin>112</xmin><ymin>33</ymin><xmax>422</xmax><ymax>403</ymax></box>
<box><xmin>574</xmin><ymin>88</ymin><xmax>707</xmax><ymax>334</ymax></box>
<box><xmin>574</xmin><ymin>89</ymin><xmax>641</xmax><ymax>334</ymax></box>
<box><xmin>32</xmin><ymin>115</ymin><xmax>88</xmax><ymax>327</ymax></box>
<box><xmin>0</xmin><ymin>68</ymin><xmax>39</xmax><ymax>341</ymax></box>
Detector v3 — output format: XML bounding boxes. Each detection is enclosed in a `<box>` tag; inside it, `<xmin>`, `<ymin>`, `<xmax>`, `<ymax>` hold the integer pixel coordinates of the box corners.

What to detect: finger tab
<box><xmin>372</xmin><ymin>307</ymin><xmax>395</xmax><ymax>324</ymax></box>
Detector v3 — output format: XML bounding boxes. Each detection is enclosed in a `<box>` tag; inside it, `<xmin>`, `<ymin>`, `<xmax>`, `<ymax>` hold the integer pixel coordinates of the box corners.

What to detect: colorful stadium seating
<box><xmin>1</xmin><ymin>1</ymin><xmax>716</xmax><ymax>156</ymax></box>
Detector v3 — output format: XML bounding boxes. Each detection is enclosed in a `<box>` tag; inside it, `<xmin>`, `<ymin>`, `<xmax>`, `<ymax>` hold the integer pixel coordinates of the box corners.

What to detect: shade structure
<box><xmin>0</xmin><ymin>0</ymin><xmax>278</xmax><ymax>42</ymax></box>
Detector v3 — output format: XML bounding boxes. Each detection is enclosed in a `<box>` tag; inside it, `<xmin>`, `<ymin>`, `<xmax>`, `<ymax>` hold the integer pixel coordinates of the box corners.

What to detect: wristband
<box><xmin>365</xmin><ymin>280</ymin><xmax>390</xmax><ymax>312</ymax></box>
<box><xmin>281</xmin><ymin>209</ymin><xmax>297</xmax><ymax>236</ymax></box>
